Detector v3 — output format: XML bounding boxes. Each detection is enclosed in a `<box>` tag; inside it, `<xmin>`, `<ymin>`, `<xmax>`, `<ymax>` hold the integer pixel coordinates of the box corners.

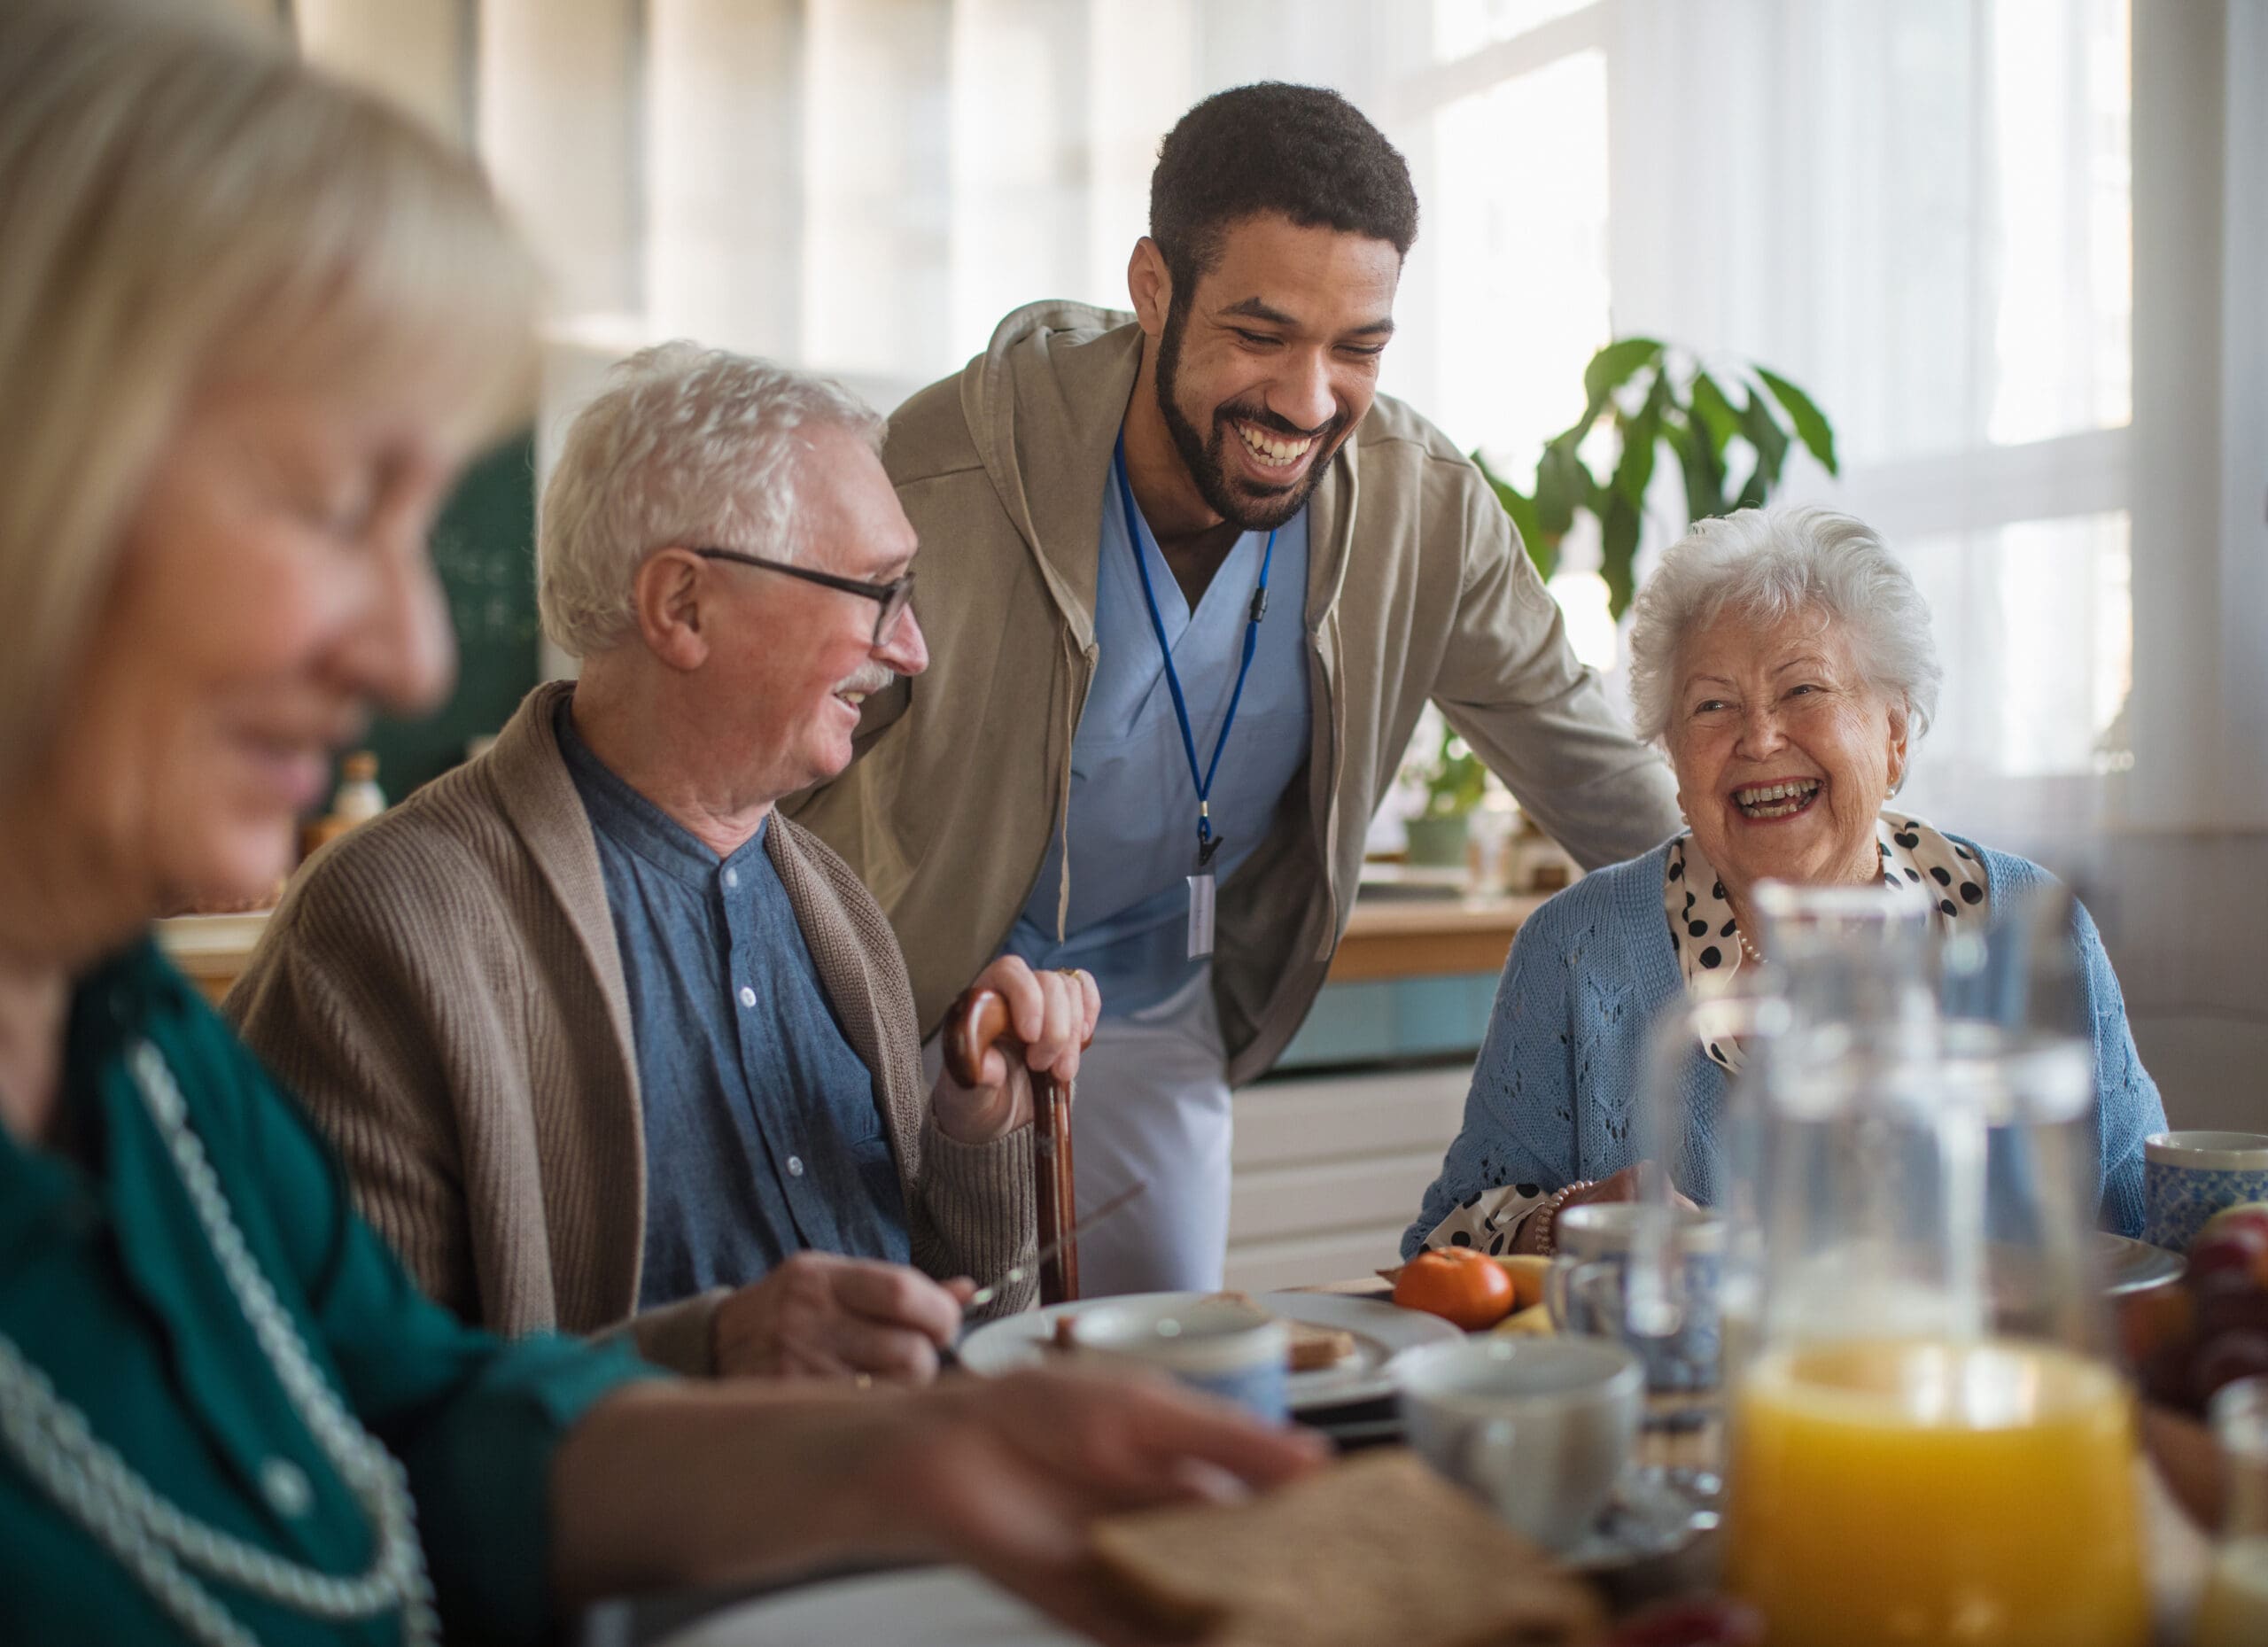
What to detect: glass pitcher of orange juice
<box><xmin>1720</xmin><ymin>883</ymin><xmax>2147</xmax><ymax>1647</ymax></box>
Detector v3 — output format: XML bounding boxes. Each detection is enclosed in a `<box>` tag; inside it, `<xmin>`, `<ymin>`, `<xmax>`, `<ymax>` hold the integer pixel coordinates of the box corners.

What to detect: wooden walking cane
<box><xmin>941</xmin><ymin>986</ymin><xmax>1088</xmax><ymax>1305</ymax></box>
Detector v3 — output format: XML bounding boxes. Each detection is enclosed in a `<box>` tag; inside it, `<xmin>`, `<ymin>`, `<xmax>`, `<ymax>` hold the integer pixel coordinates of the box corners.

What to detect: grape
<box><xmin>2194</xmin><ymin>1330</ymin><xmax>2268</xmax><ymax>1402</ymax></box>
<box><xmin>2194</xmin><ymin>1273</ymin><xmax>2268</xmax><ymax>1341</ymax></box>
<box><xmin>2188</xmin><ymin>1225</ymin><xmax>2268</xmax><ymax>1279</ymax></box>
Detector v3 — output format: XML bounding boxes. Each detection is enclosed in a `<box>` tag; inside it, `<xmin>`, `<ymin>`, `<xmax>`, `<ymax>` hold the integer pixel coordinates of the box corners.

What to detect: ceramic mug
<box><xmin>1545</xmin><ymin>1202</ymin><xmax>1724</xmax><ymax>1392</ymax></box>
<box><xmin>1067</xmin><ymin>1294</ymin><xmax>1289</xmax><ymax>1420</ymax></box>
<box><xmin>2144</xmin><ymin>1132</ymin><xmax>2268</xmax><ymax>1254</ymax></box>
<box><xmin>1394</xmin><ymin>1335</ymin><xmax>1643</xmax><ymax>1550</ymax></box>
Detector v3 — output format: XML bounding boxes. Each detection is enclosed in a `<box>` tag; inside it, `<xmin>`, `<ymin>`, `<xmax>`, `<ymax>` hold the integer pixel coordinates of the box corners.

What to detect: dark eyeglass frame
<box><xmin>693</xmin><ymin>548</ymin><xmax>914</xmax><ymax>648</ymax></box>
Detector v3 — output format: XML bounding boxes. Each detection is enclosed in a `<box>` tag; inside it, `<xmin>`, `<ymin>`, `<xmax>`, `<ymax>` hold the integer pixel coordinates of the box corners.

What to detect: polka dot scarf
<box><xmin>1666</xmin><ymin>812</ymin><xmax>1989</xmax><ymax>1074</ymax></box>
<box><xmin>1418</xmin><ymin>1178</ymin><xmax>1548</xmax><ymax>1257</ymax></box>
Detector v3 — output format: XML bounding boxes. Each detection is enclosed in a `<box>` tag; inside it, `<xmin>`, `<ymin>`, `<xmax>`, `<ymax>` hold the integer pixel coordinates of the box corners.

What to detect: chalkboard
<box><xmin>348</xmin><ymin>429</ymin><xmax>542</xmax><ymax>802</ymax></box>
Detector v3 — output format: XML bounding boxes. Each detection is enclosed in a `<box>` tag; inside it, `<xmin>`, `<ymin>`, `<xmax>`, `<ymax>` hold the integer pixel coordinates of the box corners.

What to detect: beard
<box><xmin>1154</xmin><ymin>297</ymin><xmax>1344</xmax><ymax>533</ymax></box>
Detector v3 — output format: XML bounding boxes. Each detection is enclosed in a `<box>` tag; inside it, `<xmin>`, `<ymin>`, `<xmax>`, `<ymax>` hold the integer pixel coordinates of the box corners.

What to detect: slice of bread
<box><xmin>1089</xmin><ymin>1449</ymin><xmax>1604</xmax><ymax>1647</ymax></box>
<box><xmin>1285</xmin><ymin>1318</ymin><xmax>1357</xmax><ymax>1371</ymax></box>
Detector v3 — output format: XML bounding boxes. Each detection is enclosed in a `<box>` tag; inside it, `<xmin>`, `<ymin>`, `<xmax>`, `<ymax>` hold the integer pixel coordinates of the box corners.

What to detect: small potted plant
<box><xmin>1402</xmin><ymin>720</ymin><xmax>1488</xmax><ymax>869</ymax></box>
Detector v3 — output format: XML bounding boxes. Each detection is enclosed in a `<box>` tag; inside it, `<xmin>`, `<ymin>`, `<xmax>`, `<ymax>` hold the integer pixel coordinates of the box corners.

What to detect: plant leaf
<box><xmin>1688</xmin><ymin>370</ymin><xmax>1740</xmax><ymax>456</ymax></box>
<box><xmin>1736</xmin><ymin>380</ymin><xmax>1790</xmax><ymax>493</ymax></box>
<box><xmin>1610</xmin><ymin>405</ymin><xmax>1659</xmax><ymax>509</ymax></box>
<box><xmin>1755</xmin><ymin>366</ymin><xmax>1838</xmax><ymax>475</ymax></box>
<box><xmin>1534</xmin><ymin>438</ymin><xmax>1590</xmax><ymax>540</ymax></box>
<box><xmin>1600</xmin><ymin>491</ymin><xmax>1641</xmax><ymax>620</ymax></box>
<box><xmin>1473</xmin><ymin>450</ymin><xmax>1553</xmax><ymax>582</ymax></box>
<box><xmin>1666</xmin><ymin>412</ymin><xmax>1727</xmax><ymax>523</ymax></box>
<box><xmin>1581</xmin><ymin>336</ymin><xmax>1666</xmax><ymax>423</ymax></box>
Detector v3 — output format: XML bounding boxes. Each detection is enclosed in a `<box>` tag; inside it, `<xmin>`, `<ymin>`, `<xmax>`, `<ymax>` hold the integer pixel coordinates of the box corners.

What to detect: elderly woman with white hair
<box><xmin>1406</xmin><ymin>506</ymin><xmax>2163</xmax><ymax>1257</ymax></box>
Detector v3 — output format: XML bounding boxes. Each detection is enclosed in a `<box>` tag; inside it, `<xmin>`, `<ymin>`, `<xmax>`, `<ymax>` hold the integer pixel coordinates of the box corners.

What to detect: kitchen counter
<box><xmin>159</xmin><ymin>882</ymin><xmax>1546</xmax><ymax>1009</ymax></box>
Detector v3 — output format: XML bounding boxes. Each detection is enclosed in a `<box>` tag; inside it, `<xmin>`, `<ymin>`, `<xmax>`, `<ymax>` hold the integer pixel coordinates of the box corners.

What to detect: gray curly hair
<box><xmin>538</xmin><ymin>341</ymin><xmax>884</xmax><ymax>658</ymax></box>
<box><xmin>1627</xmin><ymin>506</ymin><xmax>1941</xmax><ymax>768</ymax></box>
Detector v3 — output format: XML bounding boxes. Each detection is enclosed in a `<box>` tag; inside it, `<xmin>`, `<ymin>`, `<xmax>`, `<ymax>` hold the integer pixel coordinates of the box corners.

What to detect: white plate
<box><xmin>955</xmin><ymin>1289</ymin><xmax>1461</xmax><ymax>1411</ymax></box>
<box><xmin>661</xmin><ymin>1567</ymin><xmax>1075</xmax><ymax>1647</ymax></box>
<box><xmin>2097</xmin><ymin>1231</ymin><xmax>2185</xmax><ymax>1296</ymax></box>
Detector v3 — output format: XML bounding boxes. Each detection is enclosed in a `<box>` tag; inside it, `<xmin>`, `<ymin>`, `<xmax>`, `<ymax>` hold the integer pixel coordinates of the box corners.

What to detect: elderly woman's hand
<box><xmin>930</xmin><ymin>958</ymin><xmax>1101</xmax><ymax>1145</ymax></box>
<box><xmin>548</xmin><ymin>1365</ymin><xmax>1329</xmax><ymax>1639</ymax></box>
<box><xmin>883</xmin><ymin>1369</ymin><xmax>1328</xmax><ymax>1643</ymax></box>
<box><xmin>1510</xmin><ymin>1161</ymin><xmax>1695</xmax><ymax>1255</ymax></box>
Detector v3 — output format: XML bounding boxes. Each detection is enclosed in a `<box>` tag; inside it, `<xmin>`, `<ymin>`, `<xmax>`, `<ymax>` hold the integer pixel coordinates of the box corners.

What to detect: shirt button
<box><xmin>738</xmin><ymin>986</ymin><xmax>757</xmax><ymax>1008</ymax></box>
<box><xmin>261</xmin><ymin>1457</ymin><xmax>313</xmax><ymax>1519</ymax></box>
<box><xmin>723</xmin><ymin>867</ymin><xmax>739</xmax><ymax>890</ymax></box>
<box><xmin>786</xmin><ymin>1155</ymin><xmax>804</xmax><ymax>1177</ymax></box>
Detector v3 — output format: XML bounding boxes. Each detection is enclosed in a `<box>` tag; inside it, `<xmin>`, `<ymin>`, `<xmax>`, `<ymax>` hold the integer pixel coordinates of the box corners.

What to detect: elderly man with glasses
<box><xmin>229</xmin><ymin>344</ymin><xmax>1094</xmax><ymax>1382</ymax></box>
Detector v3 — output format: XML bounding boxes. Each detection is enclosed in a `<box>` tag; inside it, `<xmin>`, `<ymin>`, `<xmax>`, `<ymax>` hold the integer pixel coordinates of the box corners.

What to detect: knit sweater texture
<box><xmin>1405</xmin><ymin>838</ymin><xmax>2164</xmax><ymax>1257</ymax></box>
<box><xmin>229</xmin><ymin>682</ymin><xmax>1036</xmax><ymax>1375</ymax></box>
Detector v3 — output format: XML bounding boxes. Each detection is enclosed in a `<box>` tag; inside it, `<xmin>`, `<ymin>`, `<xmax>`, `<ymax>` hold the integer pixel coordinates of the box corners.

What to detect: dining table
<box><xmin>573</xmin><ymin>1275</ymin><xmax>2217</xmax><ymax>1647</ymax></box>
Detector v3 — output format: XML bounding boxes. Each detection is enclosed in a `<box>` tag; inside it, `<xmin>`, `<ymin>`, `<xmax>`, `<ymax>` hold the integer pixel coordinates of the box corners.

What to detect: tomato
<box><xmin>1393</xmin><ymin>1247</ymin><xmax>1517</xmax><ymax>1330</ymax></box>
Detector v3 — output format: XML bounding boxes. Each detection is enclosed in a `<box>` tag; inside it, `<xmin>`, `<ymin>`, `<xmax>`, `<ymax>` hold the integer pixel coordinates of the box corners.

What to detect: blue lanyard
<box><xmin>1114</xmin><ymin>433</ymin><xmax>1278</xmax><ymax>868</ymax></box>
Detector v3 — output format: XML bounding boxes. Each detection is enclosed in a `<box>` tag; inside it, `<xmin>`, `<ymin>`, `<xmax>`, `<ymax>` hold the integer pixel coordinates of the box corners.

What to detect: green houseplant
<box><xmin>1402</xmin><ymin>718</ymin><xmax>1488</xmax><ymax>868</ymax></box>
<box><xmin>1474</xmin><ymin>338</ymin><xmax>1839</xmax><ymax>618</ymax></box>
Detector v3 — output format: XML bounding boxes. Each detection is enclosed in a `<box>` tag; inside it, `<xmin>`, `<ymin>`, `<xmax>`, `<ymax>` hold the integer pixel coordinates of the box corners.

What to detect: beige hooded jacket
<box><xmin>786</xmin><ymin>302</ymin><xmax>1680</xmax><ymax>1084</ymax></box>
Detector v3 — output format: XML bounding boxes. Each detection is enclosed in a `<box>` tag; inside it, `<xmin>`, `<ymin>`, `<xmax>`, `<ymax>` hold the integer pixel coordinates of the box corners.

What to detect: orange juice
<box><xmin>2195</xmin><ymin>1536</ymin><xmax>2268</xmax><ymax>1647</ymax></box>
<box><xmin>1726</xmin><ymin>1338</ymin><xmax>2147</xmax><ymax>1647</ymax></box>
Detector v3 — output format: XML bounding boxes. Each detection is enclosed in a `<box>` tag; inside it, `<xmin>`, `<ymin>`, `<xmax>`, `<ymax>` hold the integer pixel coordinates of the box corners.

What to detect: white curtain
<box><xmin>1593</xmin><ymin>0</ymin><xmax>2141</xmax><ymax>843</ymax></box>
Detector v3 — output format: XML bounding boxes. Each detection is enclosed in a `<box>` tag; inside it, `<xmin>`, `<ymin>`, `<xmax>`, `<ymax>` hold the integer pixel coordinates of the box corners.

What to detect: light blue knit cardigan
<box><xmin>1403</xmin><ymin>838</ymin><xmax>2165</xmax><ymax>1255</ymax></box>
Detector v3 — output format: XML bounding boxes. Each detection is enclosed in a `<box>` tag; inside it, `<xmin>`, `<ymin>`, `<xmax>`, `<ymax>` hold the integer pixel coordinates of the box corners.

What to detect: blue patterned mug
<box><xmin>1066</xmin><ymin>1294</ymin><xmax>1288</xmax><ymax>1420</ymax></box>
<box><xmin>2144</xmin><ymin>1131</ymin><xmax>2268</xmax><ymax>1254</ymax></box>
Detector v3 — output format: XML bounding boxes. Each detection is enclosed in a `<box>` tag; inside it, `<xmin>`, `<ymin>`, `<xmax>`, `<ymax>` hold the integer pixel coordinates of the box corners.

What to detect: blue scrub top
<box><xmin>1005</xmin><ymin>467</ymin><xmax>1313</xmax><ymax>1016</ymax></box>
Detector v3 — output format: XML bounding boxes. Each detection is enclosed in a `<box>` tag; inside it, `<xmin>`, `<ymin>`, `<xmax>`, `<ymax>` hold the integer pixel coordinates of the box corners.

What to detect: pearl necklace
<box><xmin>0</xmin><ymin>1039</ymin><xmax>434</xmax><ymax>1647</ymax></box>
<box><xmin>1736</xmin><ymin>928</ymin><xmax>1765</xmax><ymax>966</ymax></box>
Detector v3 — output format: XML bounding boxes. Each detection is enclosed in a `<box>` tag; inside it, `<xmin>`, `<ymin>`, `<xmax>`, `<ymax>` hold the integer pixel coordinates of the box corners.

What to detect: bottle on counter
<box><xmin>300</xmin><ymin>751</ymin><xmax>387</xmax><ymax>858</ymax></box>
<box><xmin>330</xmin><ymin>751</ymin><xmax>386</xmax><ymax>826</ymax></box>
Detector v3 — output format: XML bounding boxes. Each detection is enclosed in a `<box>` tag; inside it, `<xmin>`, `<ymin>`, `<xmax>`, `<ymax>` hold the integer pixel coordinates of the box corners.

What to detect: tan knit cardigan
<box><xmin>227</xmin><ymin>681</ymin><xmax>1036</xmax><ymax>1375</ymax></box>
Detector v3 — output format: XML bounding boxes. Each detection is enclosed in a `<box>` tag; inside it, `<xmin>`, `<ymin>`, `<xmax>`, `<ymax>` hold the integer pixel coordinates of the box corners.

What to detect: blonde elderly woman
<box><xmin>1406</xmin><ymin>506</ymin><xmax>2164</xmax><ymax>1260</ymax></box>
<box><xmin>0</xmin><ymin>6</ymin><xmax>1314</xmax><ymax>1644</ymax></box>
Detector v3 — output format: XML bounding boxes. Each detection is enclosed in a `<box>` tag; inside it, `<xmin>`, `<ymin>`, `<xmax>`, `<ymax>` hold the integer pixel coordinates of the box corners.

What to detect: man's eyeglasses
<box><xmin>693</xmin><ymin>548</ymin><xmax>915</xmax><ymax>648</ymax></box>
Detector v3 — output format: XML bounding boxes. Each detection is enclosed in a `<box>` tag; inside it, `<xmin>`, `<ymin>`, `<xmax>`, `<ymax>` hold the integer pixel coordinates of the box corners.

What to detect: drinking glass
<box><xmin>1622</xmin><ymin>967</ymin><xmax>1790</xmax><ymax>1394</ymax></box>
<box><xmin>1720</xmin><ymin>882</ymin><xmax>2148</xmax><ymax>1647</ymax></box>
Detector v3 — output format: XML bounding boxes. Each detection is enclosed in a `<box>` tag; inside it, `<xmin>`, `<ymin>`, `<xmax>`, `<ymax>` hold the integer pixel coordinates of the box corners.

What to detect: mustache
<box><xmin>835</xmin><ymin>663</ymin><xmax>896</xmax><ymax>695</ymax></box>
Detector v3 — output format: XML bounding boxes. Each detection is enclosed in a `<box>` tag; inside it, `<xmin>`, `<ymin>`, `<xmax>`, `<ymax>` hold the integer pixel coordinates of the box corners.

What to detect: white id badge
<box><xmin>1185</xmin><ymin>872</ymin><xmax>1217</xmax><ymax>959</ymax></box>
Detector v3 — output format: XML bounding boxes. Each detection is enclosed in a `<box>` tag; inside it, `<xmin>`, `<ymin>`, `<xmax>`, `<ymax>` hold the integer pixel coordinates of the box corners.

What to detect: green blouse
<box><xmin>0</xmin><ymin>941</ymin><xmax>666</xmax><ymax>1644</ymax></box>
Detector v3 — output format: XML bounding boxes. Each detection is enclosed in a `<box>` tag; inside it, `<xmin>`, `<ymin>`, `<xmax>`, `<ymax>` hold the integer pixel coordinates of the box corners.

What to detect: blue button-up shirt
<box><xmin>556</xmin><ymin>702</ymin><xmax>910</xmax><ymax>1307</ymax></box>
<box><xmin>1005</xmin><ymin>473</ymin><xmax>1313</xmax><ymax>1016</ymax></box>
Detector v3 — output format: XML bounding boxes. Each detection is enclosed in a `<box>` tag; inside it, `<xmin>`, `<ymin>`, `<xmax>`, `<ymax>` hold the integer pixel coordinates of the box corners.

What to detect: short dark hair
<box><xmin>1149</xmin><ymin>82</ymin><xmax>1418</xmax><ymax>294</ymax></box>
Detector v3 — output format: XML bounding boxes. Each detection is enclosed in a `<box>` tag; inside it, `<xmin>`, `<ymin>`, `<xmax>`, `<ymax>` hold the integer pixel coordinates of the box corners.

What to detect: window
<box><xmin>302</xmin><ymin>0</ymin><xmax>2212</xmax><ymax>822</ymax></box>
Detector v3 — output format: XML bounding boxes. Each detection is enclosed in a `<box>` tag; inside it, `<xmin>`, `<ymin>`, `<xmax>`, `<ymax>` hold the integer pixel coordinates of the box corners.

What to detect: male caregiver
<box><xmin>788</xmin><ymin>82</ymin><xmax>1680</xmax><ymax>1293</ymax></box>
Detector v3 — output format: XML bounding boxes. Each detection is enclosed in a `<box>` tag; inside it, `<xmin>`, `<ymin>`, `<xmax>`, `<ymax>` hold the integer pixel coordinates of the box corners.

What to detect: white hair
<box><xmin>1627</xmin><ymin>506</ymin><xmax>1941</xmax><ymax>758</ymax></box>
<box><xmin>538</xmin><ymin>342</ymin><xmax>885</xmax><ymax>658</ymax></box>
<box><xmin>0</xmin><ymin>0</ymin><xmax>536</xmax><ymax>795</ymax></box>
